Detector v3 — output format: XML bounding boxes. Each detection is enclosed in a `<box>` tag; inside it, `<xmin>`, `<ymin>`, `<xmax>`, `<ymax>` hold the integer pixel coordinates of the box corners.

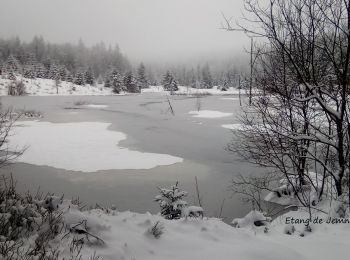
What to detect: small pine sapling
<box><xmin>154</xmin><ymin>182</ymin><xmax>188</xmax><ymax>220</ymax></box>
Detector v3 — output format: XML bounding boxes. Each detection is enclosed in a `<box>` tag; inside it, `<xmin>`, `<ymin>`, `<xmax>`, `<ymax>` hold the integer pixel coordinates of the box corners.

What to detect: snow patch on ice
<box><xmin>84</xmin><ymin>104</ymin><xmax>108</xmax><ymax>108</ymax></box>
<box><xmin>188</xmin><ymin>110</ymin><xmax>233</xmax><ymax>118</ymax></box>
<box><xmin>8</xmin><ymin>121</ymin><xmax>183</xmax><ymax>172</ymax></box>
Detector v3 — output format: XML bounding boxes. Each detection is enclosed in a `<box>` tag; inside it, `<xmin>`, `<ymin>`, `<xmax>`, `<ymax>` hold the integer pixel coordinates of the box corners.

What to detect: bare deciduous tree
<box><xmin>226</xmin><ymin>0</ymin><xmax>350</xmax><ymax>208</ymax></box>
<box><xmin>0</xmin><ymin>105</ymin><xmax>23</xmax><ymax>167</ymax></box>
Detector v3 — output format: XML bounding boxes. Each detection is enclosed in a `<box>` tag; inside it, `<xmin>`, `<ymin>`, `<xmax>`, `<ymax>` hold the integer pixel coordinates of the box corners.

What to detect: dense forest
<box><xmin>0</xmin><ymin>36</ymin><xmax>243</xmax><ymax>90</ymax></box>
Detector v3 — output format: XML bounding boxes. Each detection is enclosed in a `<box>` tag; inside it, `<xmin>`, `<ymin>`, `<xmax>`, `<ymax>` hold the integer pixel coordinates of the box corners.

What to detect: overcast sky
<box><xmin>0</xmin><ymin>0</ymin><xmax>249</xmax><ymax>64</ymax></box>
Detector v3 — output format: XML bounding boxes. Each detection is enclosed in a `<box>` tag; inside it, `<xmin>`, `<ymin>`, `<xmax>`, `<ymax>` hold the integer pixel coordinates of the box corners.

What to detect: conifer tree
<box><xmin>162</xmin><ymin>71</ymin><xmax>178</xmax><ymax>94</ymax></box>
<box><xmin>84</xmin><ymin>67</ymin><xmax>94</xmax><ymax>85</ymax></box>
<box><xmin>201</xmin><ymin>64</ymin><xmax>213</xmax><ymax>89</ymax></box>
<box><xmin>35</xmin><ymin>63</ymin><xmax>47</xmax><ymax>78</ymax></box>
<box><xmin>111</xmin><ymin>69</ymin><xmax>123</xmax><ymax>94</ymax></box>
<box><xmin>154</xmin><ymin>182</ymin><xmax>188</xmax><ymax>220</ymax></box>
<box><xmin>23</xmin><ymin>53</ymin><xmax>37</xmax><ymax>79</ymax></box>
<box><xmin>188</xmin><ymin>68</ymin><xmax>197</xmax><ymax>88</ymax></box>
<box><xmin>136</xmin><ymin>62</ymin><xmax>149</xmax><ymax>89</ymax></box>
<box><xmin>59</xmin><ymin>66</ymin><xmax>68</xmax><ymax>81</ymax></box>
<box><xmin>23</xmin><ymin>65</ymin><xmax>36</xmax><ymax>79</ymax></box>
<box><xmin>74</xmin><ymin>71</ymin><xmax>85</xmax><ymax>86</ymax></box>
<box><xmin>3</xmin><ymin>55</ymin><xmax>21</xmax><ymax>75</ymax></box>
<box><xmin>48</xmin><ymin>64</ymin><xmax>60</xmax><ymax>81</ymax></box>
<box><xmin>123</xmin><ymin>71</ymin><xmax>140</xmax><ymax>93</ymax></box>
<box><xmin>66</xmin><ymin>72</ymin><xmax>74</xmax><ymax>83</ymax></box>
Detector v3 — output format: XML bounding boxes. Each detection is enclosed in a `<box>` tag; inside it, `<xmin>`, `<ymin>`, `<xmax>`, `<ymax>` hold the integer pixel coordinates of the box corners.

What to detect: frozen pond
<box><xmin>0</xmin><ymin>93</ymin><xmax>259</xmax><ymax>220</ymax></box>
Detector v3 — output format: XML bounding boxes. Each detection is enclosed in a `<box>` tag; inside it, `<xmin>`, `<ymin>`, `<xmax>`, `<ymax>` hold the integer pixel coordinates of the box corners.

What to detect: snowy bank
<box><xmin>0</xmin><ymin>77</ymin><xmax>243</xmax><ymax>97</ymax></box>
<box><xmin>8</xmin><ymin>121</ymin><xmax>183</xmax><ymax>172</ymax></box>
<box><xmin>142</xmin><ymin>85</ymin><xmax>241</xmax><ymax>95</ymax></box>
<box><xmin>1</xmin><ymin>175</ymin><xmax>349</xmax><ymax>260</ymax></box>
<box><xmin>0</xmin><ymin>77</ymin><xmax>116</xmax><ymax>96</ymax></box>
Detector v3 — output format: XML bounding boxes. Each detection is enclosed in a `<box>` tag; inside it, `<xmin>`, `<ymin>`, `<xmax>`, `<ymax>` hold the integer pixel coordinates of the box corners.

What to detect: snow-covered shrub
<box><xmin>0</xmin><ymin>176</ymin><xmax>103</xmax><ymax>259</ymax></box>
<box><xmin>7</xmin><ymin>80</ymin><xmax>26</xmax><ymax>96</ymax></box>
<box><xmin>304</xmin><ymin>224</ymin><xmax>312</xmax><ymax>233</ymax></box>
<box><xmin>0</xmin><ymin>178</ymin><xmax>64</xmax><ymax>257</ymax></box>
<box><xmin>328</xmin><ymin>199</ymin><xmax>349</xmax><ymax>219</ymax></box>
<box><xmin>232</xmin><ymin>210</ymin><xmax>271</xmax><ymax>228</ymax></box>
<box><xmin>284</xmin><ymin>224</ymin><xmax>296</xmax><ymax>235</ymax></box>
<box><xmin>146</xmin><ymin>221</ymin><xmax>164</xmax><ymax>239</ymax></box>
<box><xmin>17</xmin><ymin>109</ymin><xmax>43</xmax><ymax>119</ymax></box>
<box><xmin>182</xmin><ymin>206</ymin><xmax>204</xmax><ymax>219</ymax></box>
<box><xmin>154</xmin><ymin>182</ymin><xmax>188</xmax><ymax>220</ymax></box>
<box><xmin>264</xmin><ymin>172</ymin><xmax>322</xmax><ymax>209</ymax></box>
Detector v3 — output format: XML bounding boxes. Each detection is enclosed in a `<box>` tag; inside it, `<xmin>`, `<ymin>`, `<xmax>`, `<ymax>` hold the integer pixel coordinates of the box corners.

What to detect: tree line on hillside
<box><xmin>0</xmin><ymin>36</ymin><xmax>130</xmax><ymax>86</ymax></box>
<box><xmin>0</xmin><ymin>36</ymin><xmax>245</xmax><ymax>93</ymax></box>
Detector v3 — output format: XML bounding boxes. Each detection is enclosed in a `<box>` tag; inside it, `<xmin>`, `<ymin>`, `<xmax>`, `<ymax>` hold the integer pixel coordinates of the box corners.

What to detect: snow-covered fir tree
<box><xmin>3</xmin><ymin>55</ymin><xmax>22</xmax><ymax>75</ymax></box>
<box><xmin>201</xmin><ymin>64</ymin><xmax>213</xmax><ymax>89</ymax></box>
<box><xmin>123</xmin><ymin>71</ymin><xmax>140</xmax><ymax>93</ymax></box>
<box><xmin>110</xmin><ymin>69</ymin><xmax>123</xmax><ymax>94</ymax></box>
<box><xmin>84</xmin><ymin>67</ymin><xmax>95</xmax><ymax>85</ymax></box>
<box><xmin>48</xmin><ymin>64</ymin><xmax>60</xmax><ymax>81</ymax></box>
<box><xmin>154</xmin><ymin>182</ymin><xmax>188</xmax><ymax>220</ymax></box>
<box><xmin>0</xmin><ymin>36</ymin><xmax>131</xmax><ymax>84</ymax></box>
<box><xmin>66</xmin><ymin>72</ymin><xmax>74</xmax><ymax>83</ymax></box>
<box><xmin>58</xmin><ymin>66</ymin><xmax>68</xmax><ymax>81</ymax></box>
<box><xmin>22</xmin><ymin>53</ymin><xmax>37</xmax><ymax>79</ymax></box>
<box><xmin>162</xmin><ymin>71</ymin><xmax>178</xmax><ymax>94</ymax></box>
<box><xmin>23</xmin><ymin>65</ymin><xmax>36</xmax><ymax>79</ymax></box>
<box><xmin>136</xmin><ymin>62</ymin><xmax>149</xmax><ymax>89</ymax></box>
<box><xmin>188</xmin><ymin>68</ymin><xmax>197</xmax><ymax>88</ymax></box>
<box><xmin>35</xmin><ymin>63</ymin><xmax>47</xmax><ymax>78</ymax></box>
<box><xmin>74</xmin><ymin>71</ymin><xmax>85</xmax><ymax>86</ymax></box>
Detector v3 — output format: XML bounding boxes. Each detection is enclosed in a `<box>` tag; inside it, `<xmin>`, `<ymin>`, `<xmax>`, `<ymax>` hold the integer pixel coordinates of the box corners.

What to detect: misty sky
<box><xmin>0</xmin><ymin>0</ymin><xmax>249</xmax><ymax>63</ymax></box>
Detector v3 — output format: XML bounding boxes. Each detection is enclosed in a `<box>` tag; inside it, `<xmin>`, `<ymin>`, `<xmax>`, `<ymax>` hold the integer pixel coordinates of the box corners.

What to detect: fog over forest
<box><xmin>0</xmin><ymin>0</ymin><xmax>249</xmax><ymax>64</ymax></box>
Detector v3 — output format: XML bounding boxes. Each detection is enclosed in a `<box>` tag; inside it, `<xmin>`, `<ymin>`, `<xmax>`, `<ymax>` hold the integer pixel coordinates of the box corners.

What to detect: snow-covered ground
<box><xmin>142</xmin><ymin>85</ymin><xmax>241</xmax><ymax>95</ymax></box>
<box><xmin>0</xmin><ymin>77</ymin><xmax>115</xmax><ymax>96</ymax></box>
<box><xmin>0</xmin><ymin>77</ymin><xmax>242</xmax><ymax>96</ymax></box>
<box><xmin>2</xmin><ymin>182</ymin><xmax>349</xmax><ymax>260</ymax></box>
<box><xmin>189</xmin><ymin>110</ymin><xmax>233</xmax><ymax>118</ymax></box>
<box><xmin>53</xmin><ymin>200</ymin><xmax>350</xmax><ymax>260</ymax></box>
<box><xmin>8</xmin><ymin>121</ymin><xmax>183</xmax><ymax>172</ymax></box>
<box><xmin>73</xmin><ymin>210</ymin><xmax>294</xmax><ymax>260</ymax></box>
